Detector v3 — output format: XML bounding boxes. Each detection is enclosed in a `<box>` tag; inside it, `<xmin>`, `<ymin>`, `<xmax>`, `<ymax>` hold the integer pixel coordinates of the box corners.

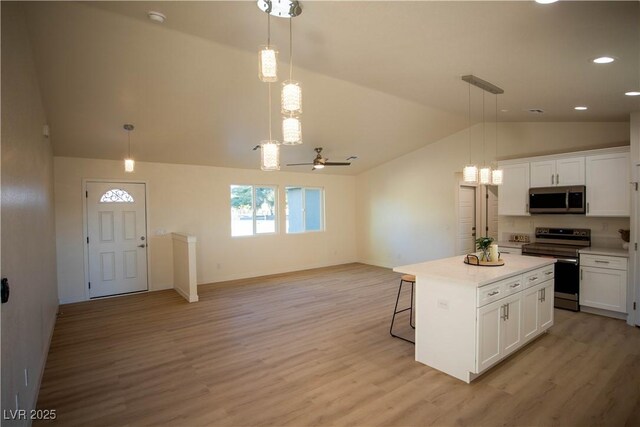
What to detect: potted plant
<box><xmin>475</xmin><ymin>237</ymin><xmax>495</xmax><ymax>261</ymax></box>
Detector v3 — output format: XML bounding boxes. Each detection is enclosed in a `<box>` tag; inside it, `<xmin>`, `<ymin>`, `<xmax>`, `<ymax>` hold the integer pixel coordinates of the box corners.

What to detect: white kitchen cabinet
<box><xmin>522</xmin><ymin>280</ymin><xmax>554</xmax><ymax>343</ymax></box>
<box><xmin>476</xmin><ymin>292</ymin><xmax>523</xmax><ymax>373</ymax></box>
<box><xmin>580</xmin><ymin>254</ymin><xmax>628</xmax><ymax>313</ymax></box>
<box><xmin>499</xmin><ymin>247</ymin><xmax>522</xmax><ymax>256</ymax></box>
<box><xmin>498</xmin><ymin>162</ymin><xmax>530</xmax><ymax>216</ymax></box>
<box><xmin>530</xmin><ymin>157</ymin><xmax>585</xmax><ymax>188</ymax></box>
<box><xmin>585</xmin><ymin>152</ymin><xmax>630</xmax><ymax>216</ymax></box>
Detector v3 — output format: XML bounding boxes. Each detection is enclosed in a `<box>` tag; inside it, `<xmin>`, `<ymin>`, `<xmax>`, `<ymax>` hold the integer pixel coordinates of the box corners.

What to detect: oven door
<box><xmin>554</xmin><ymin>257</ymin><xmax>580</xmax><ymax>311</ymax></box>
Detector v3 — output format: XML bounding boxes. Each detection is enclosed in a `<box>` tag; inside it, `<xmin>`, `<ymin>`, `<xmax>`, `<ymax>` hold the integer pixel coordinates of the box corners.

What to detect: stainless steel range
<box><xmin>522</xmin><ymin>227</ymin><xmax>591</xmax><ymax>311</ymax></box>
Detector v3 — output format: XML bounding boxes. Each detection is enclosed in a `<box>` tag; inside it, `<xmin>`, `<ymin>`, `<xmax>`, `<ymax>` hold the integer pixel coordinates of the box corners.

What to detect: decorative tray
<box><xmin>464</xmin><ymin>254</ymin><xmax>505</xmax><ymax>267</ymax></box>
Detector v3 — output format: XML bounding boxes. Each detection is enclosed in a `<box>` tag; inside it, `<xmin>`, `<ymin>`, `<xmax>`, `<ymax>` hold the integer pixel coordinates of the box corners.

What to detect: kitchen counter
<box><xmin>394</xmin><ymin>254</ymin><xmax>555</xmax><ymax>287</ymax></box>
<box><xmin>579</xmin><ymin>247</ymin><xmax>630</xmax><ymax>258</ymax></box>
<box><xmin>498</xmin><ymin>241</ymin><xmax>528</xmax><ymax>249</ymax></box>
<box><xmin>393</xmin><ymin>254</ymin><xmax>556</xmax><ymax>383</ymax></box>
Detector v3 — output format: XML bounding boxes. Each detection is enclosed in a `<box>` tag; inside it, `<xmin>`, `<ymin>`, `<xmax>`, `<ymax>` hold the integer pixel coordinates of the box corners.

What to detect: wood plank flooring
<box><xmin>36</xmin><ymin>263</ymin><xmax>640</xmax><ymax>426</ymax></box>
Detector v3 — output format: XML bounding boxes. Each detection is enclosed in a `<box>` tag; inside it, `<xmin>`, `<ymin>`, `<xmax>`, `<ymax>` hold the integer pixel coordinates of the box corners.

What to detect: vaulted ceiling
<box><xmin>22</xmin><ymin>1</ymin><xmax>640</xmax><ymax>174</ymax></box>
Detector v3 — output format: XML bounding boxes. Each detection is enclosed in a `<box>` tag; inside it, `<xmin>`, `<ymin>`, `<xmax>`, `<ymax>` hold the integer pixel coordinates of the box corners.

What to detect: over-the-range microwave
<box><xmin>528</xmin><ymin>185</ymin><xmax>586</xmax><ymax>214</ymax></box>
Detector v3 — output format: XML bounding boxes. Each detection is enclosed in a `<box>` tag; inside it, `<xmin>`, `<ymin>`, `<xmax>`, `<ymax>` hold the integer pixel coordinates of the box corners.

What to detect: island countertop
<box><xmin>394</xmin><ymin>254</ymin><xmax>556</xmax><ymax>288</ymax></box>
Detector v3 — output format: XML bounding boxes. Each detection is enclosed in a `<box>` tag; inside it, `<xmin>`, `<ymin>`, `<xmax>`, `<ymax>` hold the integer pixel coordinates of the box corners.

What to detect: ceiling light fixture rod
<box><xmin>289</xmin><ymin>18</ymin><xmax>293</xmax><ymax>80</ymax></box>
<box><xmin>461</xmin><ymin>75</ymin><xmax>504</xmax><ymax>95</ymax></box>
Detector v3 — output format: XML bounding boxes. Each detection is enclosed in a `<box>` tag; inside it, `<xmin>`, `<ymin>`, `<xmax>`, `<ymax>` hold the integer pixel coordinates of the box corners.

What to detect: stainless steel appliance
<box><xmin>528</xmin><ymin>185</ymin><xmax>586</xmax><ymax>214</ymax></box>
<box><xmin>522</xmin><ymin>227</ymin><xmax>590</xmax><ymax>311</ymax></box>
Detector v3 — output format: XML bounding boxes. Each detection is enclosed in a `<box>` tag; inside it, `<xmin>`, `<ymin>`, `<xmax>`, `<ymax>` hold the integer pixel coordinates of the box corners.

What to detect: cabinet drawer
<box><xmin>523</xmin><ymin>264</ymin><xmax>554</xmax><ymax>288</ymax></box>
<box><xmin>477</xmin><ymin>274</ymin><xmax>523</xmax><ymax>307</ymax></box>
<box><xmin>580</xmin><ymin>254</ymin><xmax>627</xmax><ymax>270</ymax></box>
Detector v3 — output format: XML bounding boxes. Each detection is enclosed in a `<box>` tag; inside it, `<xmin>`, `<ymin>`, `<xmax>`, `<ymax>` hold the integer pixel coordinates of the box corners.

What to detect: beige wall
<box><xmin>1</xmin><ymin>2</ymin><xmax>59</xmax><ymax>418</ymax></box>
<box><xmin>356</xmin><ymin>121</ymin><xmax>629</xmax><ymax>268</ymax></box>
<box><xmin>54</xmin><ymin>157</ymin><xmax>357</xmax><ymax>303</ymax></box>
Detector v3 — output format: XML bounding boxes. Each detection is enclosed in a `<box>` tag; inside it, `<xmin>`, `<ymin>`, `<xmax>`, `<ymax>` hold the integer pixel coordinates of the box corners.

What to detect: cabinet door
<box><xmin>522</xmin><ymin>285</ymin><xmax>541</xmax><ymax>341</ymax></box>
<box><xmin>556</xmin><ymin>156</ymin><xmax>585</xmax><ymax>186</ymax></box>
<box><xmin>580</xmin><ymin>266</ymin><xmax>628</xmax><ymax>313</ymax></box>
<box><xmin>586</xmin><ymin>152</ymin><xmax>630</xmax><ymax>216</ymax></box>
<box><xmin>498</xmin><ymin>163</ymin><xmax>530</xmax><ymax>216</ymax></box>
<box><xmin>539</xmin><ymin>281</ymin><xmax>554</xmax><ymax>330</ymax></box>
<box><xmin>502</xmin><ymin>294</ymin><xmax>523</xmax><ymax>357</ymax></box>
<box><xmin>530</xmin><ymin>160</ymin><xmax>555</xmax><ymax>187</ymax></box>
<box><xmin>477</xmin><ymin>300</ymin><xmax>502</xmax><ymax>373</ymax></box>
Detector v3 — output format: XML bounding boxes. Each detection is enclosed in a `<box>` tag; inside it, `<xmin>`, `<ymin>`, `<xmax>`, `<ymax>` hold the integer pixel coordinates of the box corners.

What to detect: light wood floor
<box><xmin>37</xmin><ymin>263</ymin><xmax>640</xmax><ymax>426</ymax></box>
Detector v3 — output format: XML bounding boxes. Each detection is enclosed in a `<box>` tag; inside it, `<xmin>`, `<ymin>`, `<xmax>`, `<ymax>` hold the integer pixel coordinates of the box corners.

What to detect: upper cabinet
<box><xmin>530</xmin><ymin>157</ymin><xmax>585</xmax><ymax>188</ymax></box>
<box><xmin>586</xmin><ymin>152</ymin><xmax>630</xmax><ymax>216</ymax></box>
<box><xmin>498</xmin><ymin>163</ymin><xmax>530</xmax><ymax>216</ymax></box>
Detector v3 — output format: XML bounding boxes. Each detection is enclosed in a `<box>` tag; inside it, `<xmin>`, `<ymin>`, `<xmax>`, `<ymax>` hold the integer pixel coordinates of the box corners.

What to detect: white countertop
<box><xmin>579</xmin><ymin>247</ymin><xmax>630</xmax><ymax>258</ymax></box>
<box><xmin>394</xmin><ymin>254</ymin><xmax>555</xmax><ymax>288</ymax></box>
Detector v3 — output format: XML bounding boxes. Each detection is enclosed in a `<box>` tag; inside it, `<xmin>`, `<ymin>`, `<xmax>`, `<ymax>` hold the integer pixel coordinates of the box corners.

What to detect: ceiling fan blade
<box><xmin>286</xmin><ymin>163</ymin><xmax>314</xmax><ymax>166</ymax></box>
<box><xmin>323</xmin><ymin>162</ymin><xmax>351</xmax><ymax>166</ymax></box>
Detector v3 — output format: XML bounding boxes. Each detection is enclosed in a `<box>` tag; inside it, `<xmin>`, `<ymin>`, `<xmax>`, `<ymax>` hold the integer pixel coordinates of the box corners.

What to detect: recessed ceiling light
<box><xmin>592</xmin><ymin>56</ymin><xmax>615</xmax><ymax>64</ymax></box>
<box><xmin>500</xmin><ymin>109</ymin><xmax>509</xmax><ymax>113</ymax></box>
<box><xmin>625</xmin><ymin>91</ymin><xmax>640</xmax><ymax>96</ymax></box>
<box><xmin>147</xmin><ymin>11</ymin><xmax>166</xmax><ymax>23</ymax></box>
<box><xmin>574</xmin><ymin>106</ymin><xmax>588</xmax><ymax>111</ymax></box>
<box><xmin>535</xmin><ymin>0</ymin><xmax>558</xmax><ymax>4</ymax></box>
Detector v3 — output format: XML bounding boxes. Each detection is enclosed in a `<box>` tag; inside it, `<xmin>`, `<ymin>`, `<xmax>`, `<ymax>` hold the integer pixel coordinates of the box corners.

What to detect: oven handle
<box><xmin>555</xmin><ymin>258</ymin><xmax>579</xmax><ymax>265</ymax></box>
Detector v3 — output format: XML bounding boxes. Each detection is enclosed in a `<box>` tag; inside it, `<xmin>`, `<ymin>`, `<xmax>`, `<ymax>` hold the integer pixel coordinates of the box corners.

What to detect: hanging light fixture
<box><xmin>491</xmin><ymin>93</ymin><xmax>503</xmax><ymax>185</ymax></box>
<box><xmin>123</xmin><ymin>124</ymin><xmax>135</xmax><ymax>173</ymax></box>
<box><xmin>258</xmin><ymin>4</ymin><xmax>278</xmax><ymax>82</ymax></box>
<box><xmin>281</xmin><ymin>8</ymin><xmax>302</xmax><ymax>144</ymax></box>
<box><xmin>462</xmin><ymin>80</ymin><xmax>478</xmax><ymax>183</ymax></box>
<box><xmin>261</xmin><ymin>83</ymin><xmax>280</xmax><ymax>171</ymax></box>
<box><xmin>478</xmin><ymin>91</ymin><xmax>492</xmax><ymax>185</ymax></box>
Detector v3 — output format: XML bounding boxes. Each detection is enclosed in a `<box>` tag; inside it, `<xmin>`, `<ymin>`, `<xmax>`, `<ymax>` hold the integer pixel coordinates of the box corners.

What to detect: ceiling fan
<box><xmin>286</xmin><ymin>147</ymin><xmax>351</xmax><ymax>170</ymax></box>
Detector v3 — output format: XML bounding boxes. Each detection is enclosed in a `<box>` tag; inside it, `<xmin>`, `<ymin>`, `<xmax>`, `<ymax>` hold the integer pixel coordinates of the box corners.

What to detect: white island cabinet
<box><xmin>394</xmin><ymin>254</ymin><xmax>555</xmax><ymax>383</ymax></box>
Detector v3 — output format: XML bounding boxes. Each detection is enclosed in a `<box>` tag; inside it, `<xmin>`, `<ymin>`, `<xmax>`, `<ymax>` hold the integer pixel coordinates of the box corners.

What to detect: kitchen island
<box><xmin>394</xmin><ymin>254</ymin><xmax>556</xmax><ymax>383</ymax></box>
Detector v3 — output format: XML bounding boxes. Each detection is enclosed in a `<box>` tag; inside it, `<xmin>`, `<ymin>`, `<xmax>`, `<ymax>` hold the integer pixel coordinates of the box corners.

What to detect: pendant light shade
<box><xmin>260</xmin><ymin>140</ymin><xmax>280</xmax><ymax>171</ymax></box>
<box><xmin>123</xmin><ymin>123</ymin><xmax>135</xmax><ymax>173</ymax></box>
<box><xmin>463</xmin><ymin>165</ymin><xmax>478</xmax><ymax>183</ymax></box>
<box><xmin>479</xmin><ymin>167</ymin><xmax>492</xmax><ymax>185</ymax></box>
<box><xmin>491</xmin><ymin>169</ymin><xmax>503</xmax><ymax>185</ymax></box>
<box><xmin>282</xmin><ymin>116</ymin><xmax>302</xmax><ymax>145</ymax></box>
<box><xmin>259</xmin><ymin>46</ymin><xmax>278</xmax><ymax>82</ymax></box>
<box><xmin>281</xmin><ymin>80</ymin><xmax>302</xmax><ymax>114</ymax></box>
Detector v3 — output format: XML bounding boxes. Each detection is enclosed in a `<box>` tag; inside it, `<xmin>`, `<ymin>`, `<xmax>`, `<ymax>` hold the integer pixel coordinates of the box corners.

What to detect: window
<box><xmin>230</xmin><ymin>185</ymin><xmax>277</xmax><ymax>237</ymax></box>
<box><xmin>100</xmin><ymin>188</ymin><xmax>134</xmax><ymax>203</ymax></box>
<box><xmin>286</xmin><ymin>187</ymin><xmax>324</xmax><ymax>233</ymax></box>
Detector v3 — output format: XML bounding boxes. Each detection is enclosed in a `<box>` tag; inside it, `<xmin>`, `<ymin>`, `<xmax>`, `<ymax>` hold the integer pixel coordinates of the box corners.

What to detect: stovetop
<box><xmin>522</xmin><ymin>242</ymin><xmax>585</xmax><ymax>257</ymax></box>
<box><xmin>521</xmin><ymin>227</ymin><xmax>591</xmax><ymax>258</ymax></box>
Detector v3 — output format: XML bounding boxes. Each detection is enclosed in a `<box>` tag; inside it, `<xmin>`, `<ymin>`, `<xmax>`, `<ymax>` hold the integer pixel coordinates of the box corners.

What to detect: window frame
<box><xmin>230</xmin><ymin>184</ymin><xmax>278</xmax><ymax>237</ymax></box>
<box><xmin>285</xmin><ymin>186</ymin><xmax>325</xmax><ymax>234</ymax></box>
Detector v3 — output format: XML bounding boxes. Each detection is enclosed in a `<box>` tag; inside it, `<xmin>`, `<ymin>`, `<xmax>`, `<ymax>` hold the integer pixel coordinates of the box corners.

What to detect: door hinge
<box><xmin>633</xmin><ymin>302</ymin><xmax>636</xmax><ymax>310</ymax></box>
<box><xmin>634</xmin><ymin>182</ymin><xmax>638</xmax><ymax>191</ymax></box>
<box><xmin>635</xmin><ymin>243</ymin><xmax>637</xmax><ymax>251</ymax></box>
<box><xmin>88</xmin><ymin>282</ymin><xmax>91</xmax><ymax>289</ymax></box>
<box><xmin>86</xmin><ymin>190</ymin><xmax>88</xmax><ymax>198</ymax></box>
<box><xmin>87</xmin><ymin>237</ymin><xmax>89</xmax><ymax>244</ymax></box>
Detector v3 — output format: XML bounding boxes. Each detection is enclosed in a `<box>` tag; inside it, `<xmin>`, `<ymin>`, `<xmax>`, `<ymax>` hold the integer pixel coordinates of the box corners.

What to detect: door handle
<box><xmin>138</xmin><ymin>244</ymin><xmax>146</xmax><ymax>248</ymax></box>
<box><xmin>556</xmin><ymin>173</ymin><xmax>559</xmax><ymax>185</ymax></box>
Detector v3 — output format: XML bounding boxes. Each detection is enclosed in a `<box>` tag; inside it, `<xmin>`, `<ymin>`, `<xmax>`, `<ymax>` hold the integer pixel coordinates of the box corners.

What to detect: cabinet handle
<box><xmin>587</xmin><ymin>202</ymin><xmax>589</xmax><ymax>213</ymax></box>
<box><xmin>542</xmin><ymin>288</ymin><xmax>545</xmax><ymax>302</ymax></box>
<box><xmin>488</xmin><ymin>290</ymin><xmax>500</xmax><ymax>296</ymax></box>
<box><xmin>506</xmin><ymin>303</ymin><xmax>510</xmax><ymax>320</ymax></box>
<box><xmin>556</xmin><ymin>173</ymin><xmax>559</xmax><ymax>184</ymax></box>
<box><xmin>594</xmin><ymin>260</ymin><xmax>610</xmax><ymax>264</ymax></box>
<box><xmin>510</xmin><ymin>283</ymin><xmax>521</xmax><ymax>288</ymax></box>
<box><xmin>529</xmin><ymin>276</ymin><xmax>538</xmax><ymax>281</ymax></box>
<box><xmin>545</xmin><ymin>271</ymin><xmax>553</xmax><ymax>276</ymax></box>
<box><xmin>580</xmin><ymin>269</ymin><xmax>583</xmax><ymax>281</ymax></box>
<box><xmin>501</xmin><ymin>304</ymin><xmax>508</xmax><ymax>321</ymax></box>
<box><xmin>539</xmin><ymin>289</ymin><xmax>544</xmax><ymax>302</ymax></box>
<box><xmin>552</xmin><ymin>174</ymin><xmax>555</xmax><ymax>185</ymax></box>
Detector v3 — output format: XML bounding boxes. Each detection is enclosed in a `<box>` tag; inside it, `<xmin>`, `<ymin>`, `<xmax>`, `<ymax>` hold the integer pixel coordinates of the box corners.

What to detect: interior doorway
<box><xmin>85</xmin><ymin>182</ymin><xmax>148</xmax><ymax>298</ymax></box>
<box><xmin>456</xmin><ymin>179</ymin><xmax>499</xmax><ymax>256</ymax></box>
<box><xmin>457</xmin><ymin>185</ymin><xmax>477</xmax><ymax>255</ymax></box>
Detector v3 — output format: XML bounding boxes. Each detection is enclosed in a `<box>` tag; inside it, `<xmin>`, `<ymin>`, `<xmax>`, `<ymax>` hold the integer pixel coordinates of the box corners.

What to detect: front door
<box><xmin>86</xmin><ymin>182</ymin><xmax>148</xmax><ymax>298</ymax></box>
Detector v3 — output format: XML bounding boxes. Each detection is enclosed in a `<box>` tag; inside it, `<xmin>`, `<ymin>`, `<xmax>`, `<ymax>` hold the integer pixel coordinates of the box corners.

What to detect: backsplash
<box><xmin>498</xmin><ymin>215</ymin><xmax>631</xmax><ymax>249</ymax></box>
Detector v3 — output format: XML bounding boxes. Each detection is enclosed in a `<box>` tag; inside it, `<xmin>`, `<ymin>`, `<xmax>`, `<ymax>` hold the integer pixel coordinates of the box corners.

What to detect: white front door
<box><xmin>458</xmin><ymin>186</ymin><xmax>476</xmax><ymax>255</ymax></box>
<box><xmin>86</xmin><ymin>182</ymin><xmax>148</xmax><ymax>298</ymax></box>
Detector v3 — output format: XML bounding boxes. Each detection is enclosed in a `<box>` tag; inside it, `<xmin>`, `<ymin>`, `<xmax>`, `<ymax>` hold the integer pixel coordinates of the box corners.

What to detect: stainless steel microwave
<box><xmin>528</xmin><ymin>186</ymin><xmax>586</xmax><ymax>214</ymax></box>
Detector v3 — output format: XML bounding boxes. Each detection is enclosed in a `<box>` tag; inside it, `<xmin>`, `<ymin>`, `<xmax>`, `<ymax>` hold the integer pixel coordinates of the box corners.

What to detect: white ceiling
<box><xmin>22</xmin><ymin>1</ymin><xmax>640</xmax><ymax>175</ymax></box>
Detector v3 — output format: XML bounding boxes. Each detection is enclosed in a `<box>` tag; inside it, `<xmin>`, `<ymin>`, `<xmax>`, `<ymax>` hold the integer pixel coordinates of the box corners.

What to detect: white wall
<box><xmin>1</xmin><ymin>2</ymin><xmax>59</xmax><ymax>420</ymax></box>
<box><xmin>356</xmin><ymin>121</ymin><xmax>629</xmax><ymax>268</ymax></box>
<box><xmin>54</xmin><ymin>157</ymin><xmax>357</xmax><ymax>303</ymax></box>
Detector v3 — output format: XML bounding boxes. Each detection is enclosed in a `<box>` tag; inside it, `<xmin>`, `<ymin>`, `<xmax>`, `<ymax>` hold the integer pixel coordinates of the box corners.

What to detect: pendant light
<box><xmin>281</xmin><ymin>15</ymin><xmax>302</xmax><ymax>144</ymax></box>
<box><xmin>463</xmin><ymin>81</ymin><xmax>478</xmax><ymax>183</ymax></box>
<box><xmin>261</xmin><ymin>83</ymin><xmax>280</xmax><ymax>171</ymax></box>
<box><xmin>258</xmin><ymin>10</ymin><xmax>278</xmax><ymax>82</ymax></box>
<box><xmin>123</xmin><ymin>124</ymin><xmax>135</xmax><ymax>173</ymax></box>
<box><xmin>491</xmin><ymin>93</ymin><xmax>503</xmax><ymax>185</ymax></box>
<box><xmin>479</xmin><ymin>91</ymin><xmax>492</xmax><ymax>185</ymax></box>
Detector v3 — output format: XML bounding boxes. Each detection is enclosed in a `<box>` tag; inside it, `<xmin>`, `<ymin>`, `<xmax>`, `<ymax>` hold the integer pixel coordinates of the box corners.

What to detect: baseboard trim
<box><xmin>174</xmin><ymin>286</ymin><xmax>198</xmax><ymax>303</ymax></box>
<box><xmin>31</xmin><ymin>305</ymin><xmax>58</xmax><ymax>419</ymax></box>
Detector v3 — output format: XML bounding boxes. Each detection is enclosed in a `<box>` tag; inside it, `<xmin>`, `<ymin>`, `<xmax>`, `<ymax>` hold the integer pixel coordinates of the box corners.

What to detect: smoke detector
<box><xmin>147</xmin><ymin>11</ymin><xmax>166</xmax><ymax>23</ymax></box>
